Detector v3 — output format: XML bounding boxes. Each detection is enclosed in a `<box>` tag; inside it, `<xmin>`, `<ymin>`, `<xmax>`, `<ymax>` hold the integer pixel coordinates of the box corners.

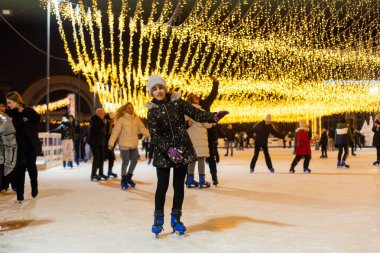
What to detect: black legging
<box><xmin>90</xmin><ymin>144</ymin><xmax>105</xmax><ymax>177</ymax></box>
<box><xmin>206</xmin><ymin>142</ymin><xmax>218</xmax><ymax>176</ymax></box>
<box><xmin>155</xmin><ymin>165</ymin><xmax>187</xmax><ymax>210</ymax></box>
<box><xmin>321</xmin><ymin>145</ymin><xmax>327</xmax><ymax>157</ymax></box>
<box><xmin>250</xmin><ymin>144</ymin><xmax>273</xmax><ymax>169</ymax></box>
<box><xmin>290</xmin><ymin>155</ymin><xmax>311</xmax><ymax>169</ymax></box>
<box><xmin>337</xmin><ymin>145</ymin><xmax>349</xmax><ymax>162</ymax></box>
<box><xmin>376</xmin><ymin>146</ymin><xmax>380</xmax><ymax>162</ymax></box>
<box><xmin>15</xmin><ymin>151</ymin><xmax>38</xmax><ymax>201</ymax></box>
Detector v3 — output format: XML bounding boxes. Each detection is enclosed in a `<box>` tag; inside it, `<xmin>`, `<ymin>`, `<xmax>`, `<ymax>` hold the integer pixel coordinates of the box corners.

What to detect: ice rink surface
<box><xmin>1</xmin><ymin>148</ymin><xmax>379</xmax><ymax>253</ymax></box>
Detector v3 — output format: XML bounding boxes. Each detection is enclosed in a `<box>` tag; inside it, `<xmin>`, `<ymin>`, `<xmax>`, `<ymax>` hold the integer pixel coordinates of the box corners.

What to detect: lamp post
<box><xmin>46</xmin><ymin>0</ymin><xmax>51</xmax><ymax>132</ymax></box>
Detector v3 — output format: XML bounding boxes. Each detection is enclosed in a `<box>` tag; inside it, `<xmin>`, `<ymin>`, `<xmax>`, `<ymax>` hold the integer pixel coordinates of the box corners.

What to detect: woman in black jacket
<box><xmin>146</xmin><ymin>75</ymin><xmax>228</xmax><ymax>237</ymax></box>
<box><xmin>6</xmin><ymin>91</ymin><xmax>41</xmax><ymax>203</ymax></box>
<box><xmin>320</xmin><ymin>128</ymin><xmax>328</xmax><ymax>158</ymax></box>
<box><xmin>372</xmin><ymin>114</ymin><xmax>380</xmax><ymax>165</ymax></box>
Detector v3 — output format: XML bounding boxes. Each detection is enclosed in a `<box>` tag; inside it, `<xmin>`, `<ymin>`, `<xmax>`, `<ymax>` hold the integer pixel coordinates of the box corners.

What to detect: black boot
<box><xmin>211</xmin><ymin>173</ymin><xmax>218</xmax><ymax>186</ymax></box>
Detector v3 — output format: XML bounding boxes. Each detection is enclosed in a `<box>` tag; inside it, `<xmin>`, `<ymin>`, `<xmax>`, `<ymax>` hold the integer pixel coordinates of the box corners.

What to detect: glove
<box><xmin>213</xmin><ymin>111</ymin><xmax>229</xmax><ymax>122</ymax></box>
<box><xmin>167</xmin><ymin>147</ymin><xmax>183</xmax><ymax>163</ymax></box>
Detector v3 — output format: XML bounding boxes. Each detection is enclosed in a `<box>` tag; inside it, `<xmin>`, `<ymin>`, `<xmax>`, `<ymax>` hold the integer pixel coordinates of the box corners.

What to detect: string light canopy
<box><xmin>40</xmin><ymin>0</ymin><xmax>380</xmax><ymax>123</ymax></box>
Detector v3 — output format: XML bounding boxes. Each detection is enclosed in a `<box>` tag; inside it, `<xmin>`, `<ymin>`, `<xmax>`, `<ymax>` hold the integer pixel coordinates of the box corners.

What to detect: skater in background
<box><xmin>6</xmin><ymin>91</ymin><xmax>41</xmax><ymax>202</ymax></box>
<box><xmin>185</xmin><ymin>94</ymin><xmax>214</xmax><ymax>188</ymax></box>
<box><xmin>195</xmin><ymin>76</ymin><xmax>220</xmax><ymax>185</ymax></box>
<box><xmin>51</xmin><ymin>116</ymin><xmax>75</xmax><ymax>168</ymax></box>
<box><xmin>104</xmin><ymin>113</ymin><xmax>117</xmax><ymax>178</ymax></box>
<box><xmin>289</xmin><ymin>120</ymin><xmax>312</xmax><ymax>173</ymax></box>
<box><xmin>335</xmin><ymin>118</ymin><xmax>354</xmax><ymax>168</ymax></box>
<box><xmin>0</xmin><ymin>109</ymin><xmax>17</xmax><ymax>191</ymax></box>
<box><xmin>320</xmin><ymin>128</ymin><xmax>328</xmax><ymax>158</ymax></box>
<box><xmin>89</xmin><ymin>108</ymin><xmax>108</xmax><ymax>181</ymax></box>
<box><xmin>372</xmin><ymin>113</ymin><xmax>380</xmax><ymax>166</ymax></box>
<box><xmin>249</xmin><ymin>114</ymin><xmax>284</xmax><ymax>173</ymax></box>
<box><xmin>73</xmin><ymin>118</ymin><xmax>83</xmax><ymax>166</ymax></box>
<box><xmin>224</xmin><ymin>124</ymin><xmax>235</xmax><ymax>157</ymax></box>
<box><xmin>145</xmin><ymin>74</ymin><xmax>228</xmax><ymax>237</ymax></box>
<box><xmin>108</xmin><ymin>102</ymin><xmax>149</xmax><ymax>189</ymax></box>
<box><xmin>328</xmin><ymin>127</ymin><xmax>335</xmax><ymax>151</ymax></box>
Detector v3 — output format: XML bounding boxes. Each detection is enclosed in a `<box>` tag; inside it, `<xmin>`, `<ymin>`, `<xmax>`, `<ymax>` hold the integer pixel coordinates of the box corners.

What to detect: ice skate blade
<box><xmin>171</xmin><ymin>231</ymin><xmax>186</xmax><ymax>237</ymax></box>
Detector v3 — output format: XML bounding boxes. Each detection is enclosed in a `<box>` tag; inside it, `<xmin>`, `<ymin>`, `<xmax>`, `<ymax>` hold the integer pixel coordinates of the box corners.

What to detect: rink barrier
<box><xmin>37</xmin><ymin>132</ymin><xmax>62</xmax><ymax>170</ymax></box>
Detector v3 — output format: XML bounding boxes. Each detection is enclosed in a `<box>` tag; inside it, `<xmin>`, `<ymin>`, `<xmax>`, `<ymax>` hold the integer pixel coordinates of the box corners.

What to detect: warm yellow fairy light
<box><xmin>33</xmin><ymin>97</ymin><xmax>70</xmax><ymax>115</ymax></box>
<box><xmin>41</xmin><ymin>0</ymin><xmax>380</xmax><ymax>123</ymax></box>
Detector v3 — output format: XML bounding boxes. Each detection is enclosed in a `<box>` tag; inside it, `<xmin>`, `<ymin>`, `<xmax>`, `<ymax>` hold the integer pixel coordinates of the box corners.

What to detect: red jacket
<box><xmin>295</xmin><ymin>128</ymin><xmax>311</xmax><ymax>156</ymax></box>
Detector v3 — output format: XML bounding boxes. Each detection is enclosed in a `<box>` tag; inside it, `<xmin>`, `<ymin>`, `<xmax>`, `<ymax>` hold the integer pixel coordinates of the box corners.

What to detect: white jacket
<box><xmin>108</xmin><ymin>112</ymin><xmax>149</xmax><ymax>150</ymax></box>
<box><xmin>185</xmin><ymin>104</ymin><xmax>213</xmax><ymax>157</ymax></box>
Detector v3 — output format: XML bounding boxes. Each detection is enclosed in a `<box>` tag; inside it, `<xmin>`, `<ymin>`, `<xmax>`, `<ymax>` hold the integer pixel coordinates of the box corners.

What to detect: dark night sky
<box><xmin>0</xmin><ymin>0</ymin><xmax>189</xmax><ymax>95</ymax></box>
<box><xmin>0</xmin><ymin>0</ymin><xmax>75</xmax><ymax>94</ymax></box>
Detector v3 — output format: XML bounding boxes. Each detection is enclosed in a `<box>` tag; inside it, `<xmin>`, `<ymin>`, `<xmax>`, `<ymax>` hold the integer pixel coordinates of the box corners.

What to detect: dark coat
<box><xmin>372</xmin><ymin>120</ymin><xmax>380</xmax><ymax>147</ymax></box>
<box><xmin>88</xmin><ymin>114</ymin><xmax>106</xmax><ymax>146</ymax></box>
<box><xmin>294</xmin><ymin>128</ymin><xmax>311</xmax><ymax>156</ymax></box>
<box><xmin>335</xmin><ymin>123</ymin><xmax>354</xmax><ymax>146</ymax></box>
<box><xmin>146</xmin><ymin>93</ymin><xmax>216</xmax><ymax>168</ymax></box>
<box><xmin>320</xmin><ymin>132</ymin><xmax>328</xmax><ymax>146</ymax></box>
<box><xmin>224</xmin><ymin>129</ymin><xmax>235</xmax><ymax>142</ymax></box>
<box><xmin>51</xmin><ymin>121</ymin><xmax>74</xmax><ymax>140</ymax></box>
<box><xmin>7</xmin><ymin>107</ymin><xmax>41</xmax><ymax>156</ymax></box>
<box><xmin>251</xmin><ymin>121</ymin><xmax>284</xmax><ymax>146</ymax></box>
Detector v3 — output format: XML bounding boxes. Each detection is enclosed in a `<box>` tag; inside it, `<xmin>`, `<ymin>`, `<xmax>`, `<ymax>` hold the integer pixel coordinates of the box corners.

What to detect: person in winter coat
<box><xmin>108</xmin><ymin>103</ymin><xmax>149</xmax><ymax>189</ymax></box>
<box><xmin>249</xmin><ymin>114</ymin><xmax>284</xmax><ymax>173</ymax></box>
<box><xmin>145</xmin><ymin>74</ymin><xmax>228</xmax><ymax>237</ymax></box>
<box><xmin>104</xmin><ymin>113</ymin><xmax>117</xmax><ymax>178</ymax></box>
<box><xmin>89</xmin><ymin>108</ymin><xmax>107</xmax><ymax>181</ymax></box>
<box><xmin>289</xmin><ymin>120</ymin><xmax>312</xmax><ymax>173</ymax></box>
<box><xmin>335</xmin><ymin>117</ymin><xmax>354</xmax><ymax>168</ymax></box>
<box><xmin>0</xmin><ymin>111</ymin><xmax>17</xmax><ymax>190</ymax></box>
<box><xmin>194</xmin><ymin>76</ymin><xmax>220</xmax><ymax>186</ymax></box>
<box><xmin>320</xmin><ymin>128</ymin><xmax>328</xmax><ymax>158</ymax></box>
<box><xmin>6</xmin><ymin>91</ymin><xmax>41</xmax><ymax>202</ymax></box>
<box><xmin>73</xmin><ymin>118</ymin><xmax>83</xmax><ymax>166</ymax></box>
<box><xmin>372</xmin><ymin>113</ymin><xmax>380</xmax><ymax>165</ymax></box>
<box><xmin>51</xmin><ymin>116</ymin><xmax>75</xmax><ymax>168</ymax></box>
<box><xmin>224</xmin><ymin>124</ymin><xmax>235</xmax><ymax>156</ymax></box>
<box><xmin>185</xmin><ymin>95</ymin><xmax>214</xmax><ymax>188</ymax></box>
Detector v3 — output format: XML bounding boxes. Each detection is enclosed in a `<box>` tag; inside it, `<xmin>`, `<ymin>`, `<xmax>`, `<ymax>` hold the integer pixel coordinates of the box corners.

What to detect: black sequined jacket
<box><xmin>146</xmin><ymin>93</ymin><xmax>216</xmax><ymax>168</ymax></box>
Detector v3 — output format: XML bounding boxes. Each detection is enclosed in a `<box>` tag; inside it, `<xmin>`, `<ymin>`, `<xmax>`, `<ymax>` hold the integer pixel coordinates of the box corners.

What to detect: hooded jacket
<box><xmin>0</xmin><ymin>112</ymin><xmax>17</xmax><ymax>176</ymax></box>
<box><xmin>185</xmin><ymin>104</ymin><xmax>213</xmax><ymax>157</ymax></box>
<box><xmin>108</xmin><ymin>112</ymin><xmax>149</xmax><ymax>150</ymax></box>
<box><xmin>146</xmin><ymin>93</ymin><xmax>216</xmax><ymax>168</ymax></box>
<box><xmin>294</xmin><ymin>126</ymin><xmax>311</xmax><ymax>156</ymax></box>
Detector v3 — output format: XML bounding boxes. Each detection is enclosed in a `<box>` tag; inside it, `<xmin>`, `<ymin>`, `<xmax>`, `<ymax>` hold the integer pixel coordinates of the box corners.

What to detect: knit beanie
<box><xmin>147</xmin><ymin>75</ymin><xmax>167</xmax><ymax>96</ymax></box>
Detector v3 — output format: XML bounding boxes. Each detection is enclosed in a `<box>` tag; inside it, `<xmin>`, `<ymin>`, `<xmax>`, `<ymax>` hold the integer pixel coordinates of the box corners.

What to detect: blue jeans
<box><xmin>120</xmin><ymin>149</ymin><xmax>139</xmax><ymax>176</ymax></box>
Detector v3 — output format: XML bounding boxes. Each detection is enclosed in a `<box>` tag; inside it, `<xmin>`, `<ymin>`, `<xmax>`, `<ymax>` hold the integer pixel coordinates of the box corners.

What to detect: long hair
<box><xmin>115</xmin><ymin>102</ymin><xmax>133</xmax><ymax>119</ymax></box>
<box><xmin>6</xmin><ymin>91</ymin><xmax>25</xmax><ymax>106</ymax></box>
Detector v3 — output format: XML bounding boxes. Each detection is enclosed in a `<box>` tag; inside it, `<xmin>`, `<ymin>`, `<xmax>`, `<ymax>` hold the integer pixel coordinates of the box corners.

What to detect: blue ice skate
<box><xmin>126</xmin><ymin>174</ymin><xmax>136</xmax><ymax>187</ymax></box>
<box><xmin>186</xmin><ymin>175</ymin><xmax>198</xmax><ymax>188</ymax></box>
<box><xmin>152</xmin><ymin>210</ymin><xmax>164</xmax><ymax>238</ymax></box>
<box><xmin>198</xmin><ymin>175</ymin><xmax>210</xmax><ymax>188</ymax></box>
<box><xmin>121</xmin><ymin>175</ymin><xmax>129</xmax><ymax>190</ymax></box>
<box><xmin>171</xmin><ymin>209</ymin><xmax>186</xmax><ymax>236</ymax></box>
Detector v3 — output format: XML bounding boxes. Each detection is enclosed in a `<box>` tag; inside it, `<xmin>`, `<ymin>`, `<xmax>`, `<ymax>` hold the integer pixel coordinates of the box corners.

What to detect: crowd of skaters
<box><xmin>1</xmin><ymin>76</ymin><xmax>380</xmax><ymax>237</ymax></box>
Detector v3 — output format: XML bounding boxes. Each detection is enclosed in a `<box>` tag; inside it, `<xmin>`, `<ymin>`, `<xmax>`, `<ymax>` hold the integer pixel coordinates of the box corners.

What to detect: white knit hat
<box><xmin>147</xmin><ymin>75</ymin><xmax>167</xmax><ymax>96</ymax></box>
<box><xmin>264</xmin><ymin>114</ymin><xmax>272</xmax><ymax>122</ymax></box>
